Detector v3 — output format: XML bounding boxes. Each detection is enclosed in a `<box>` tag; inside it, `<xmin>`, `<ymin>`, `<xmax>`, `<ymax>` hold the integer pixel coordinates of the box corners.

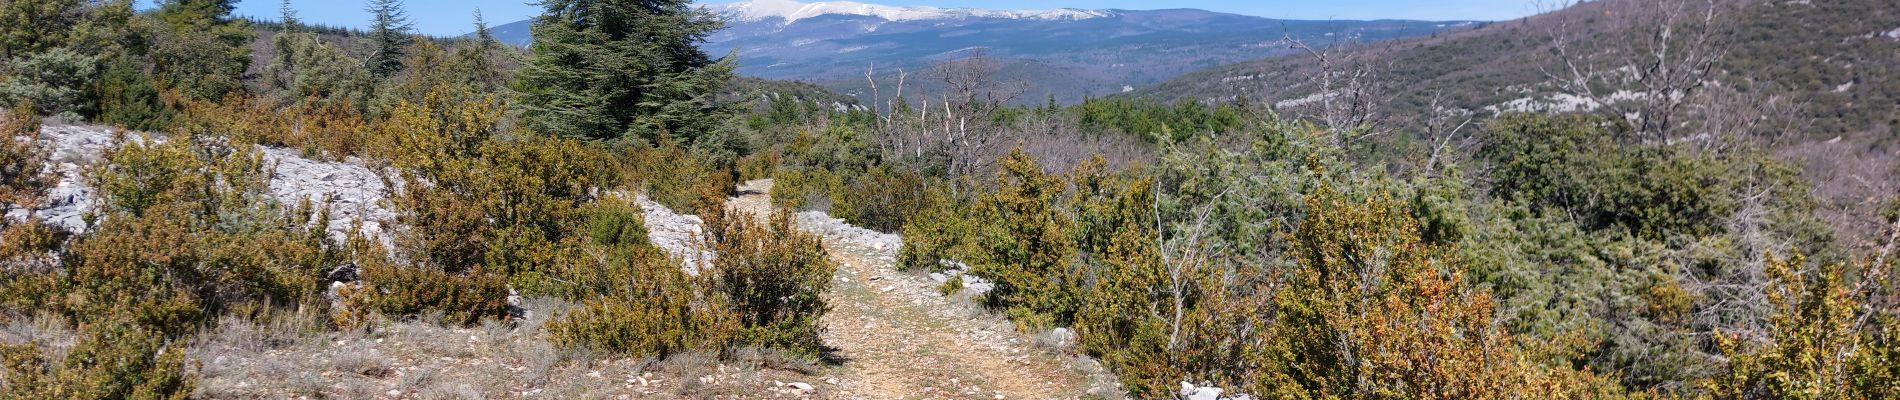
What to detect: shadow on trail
<box><xmin>819</xmin><ymin>344</ymin><xmax>850</xmax><ymax>366</ymax></box>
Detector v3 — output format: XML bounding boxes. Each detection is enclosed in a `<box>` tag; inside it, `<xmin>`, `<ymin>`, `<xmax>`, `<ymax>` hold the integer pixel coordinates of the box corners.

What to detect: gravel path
<box><xmin>727</xmin><ymin>180</ymin><xmax>1119</xmax><ymax>400</ymax></box>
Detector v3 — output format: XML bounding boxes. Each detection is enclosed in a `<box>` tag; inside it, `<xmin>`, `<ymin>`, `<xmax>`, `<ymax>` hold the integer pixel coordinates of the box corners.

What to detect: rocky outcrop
<box><xmin>261</xmin><ymin>146</ymin><xmax>393</xmax><ymax>243</ymax></box>
<box><xmin>27</xmin><ymin>125</ymin><xmax>393</xmax><ymax>244</ymax></box>
<box><xmin>634</xmin><ymin>196</ymin><xmax>712</xmax><ymax>273</ymax></box>
<box><xmin>1179</xmin><ymin>381</ymin><xmax>1252</xmax><ymax>400</ymax></box>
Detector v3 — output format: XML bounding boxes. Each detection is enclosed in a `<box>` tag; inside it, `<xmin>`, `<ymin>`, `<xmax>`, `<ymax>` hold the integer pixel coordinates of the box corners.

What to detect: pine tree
<box><xmin>0</xmin><ymin>0</ymin><xmax>84</xmax><ymax>60</ymax></box>
<box><xmin>452</xmin><ymin>9</ymin><xmax>508</xmax><ymax>93</ymax></box>
<box><xmin>264</xmin><ymin>1</ymin><xmax>368</xmax><ymax>108</ymax></box>
<box><xmin>149</xmin><ymin>0</ymin><xmax>251</xmax><ymax>101</ymax></box>
<box><xmin>266</xmin><ymin>0</ymin><xmax>301</xmax><ymax>95</ymax></box>
<box><xmin>512</xmin><ymin>0</ymin><xmax>733</xmax><ymax>141</ymax></box>
<box><xmin>471</xmin><ymin>9</ymin><xmax>494</xmax><ymax>44</ymax></box>
<box><xmin>364</xmin><ymin>0</ymin><xmax>411</xmax><ymax>79</ymax></box>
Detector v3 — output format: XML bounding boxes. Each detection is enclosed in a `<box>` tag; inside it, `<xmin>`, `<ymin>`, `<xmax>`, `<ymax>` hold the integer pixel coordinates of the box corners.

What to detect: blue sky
<box><xmin>138</xmin><ymin>0</ymin><xmax>1547</xmax><ymax>37</ymax></box>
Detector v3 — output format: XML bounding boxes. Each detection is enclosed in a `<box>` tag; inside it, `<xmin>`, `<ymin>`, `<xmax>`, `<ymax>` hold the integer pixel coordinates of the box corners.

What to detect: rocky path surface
<box><xmin>725</xmin><ymin>180</ymin><xmax>1119</xmax><ymax>400</ymax></box>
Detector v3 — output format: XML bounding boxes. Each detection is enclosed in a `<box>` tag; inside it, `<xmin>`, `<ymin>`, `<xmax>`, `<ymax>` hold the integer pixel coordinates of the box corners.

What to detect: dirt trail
<box><xmin>726</xmin><ymin>180</ymin><xmax>1114</xmax><ymax>400</ymax></box>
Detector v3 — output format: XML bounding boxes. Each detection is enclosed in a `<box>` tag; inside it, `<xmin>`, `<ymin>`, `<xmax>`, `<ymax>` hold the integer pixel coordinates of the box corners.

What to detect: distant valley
<box><xmin>485</xmin><ymin>0</ymin><xmax>1478</xmax><ymax>104</ymax></box>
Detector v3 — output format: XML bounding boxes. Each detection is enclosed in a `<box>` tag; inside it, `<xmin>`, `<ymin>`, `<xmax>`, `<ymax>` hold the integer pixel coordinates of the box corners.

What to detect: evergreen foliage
<box><xmin>965</xmin><ymin>149</ymin><xmax>1084</xmax><ymax>329</ymax></box>
<box><xmin>513</xmin><ymin>0</ymin><xmax>733</xmax><ymax>141</ymax></box>
<box><xmin>363</xmin><ymin>0</ymin><xmax>412</xmax><ymax>79</ymax></box>
<box><xmin>699</xmin><ymin>204</ymin><xmax>836</xmax><ymax>357</ymax></box>
<box><xmin>149</xmin><ymin>0</ymin><xmax>252</xmax><ymax>101</ymax></box>
<box><xmin>1076</xmin><ymin>98</ymin><xmax>1247</xmax><ymax>143</ymax></box>
<box><xmin>264</xmin><ymin>21</ymin><xmax>371</xmax><ymax>110</ymax></box>
<box><xmin>95</xmin><ymin>55</ymin><xmax>171</xmax><ymax>130</ymax></box>
<box><xmin>0</xmin><ymin>0</ymin><xmax>1894</xmax><ymax>397</ymax></box>
<box><xmin>0</xmin><ymin>48</ymin><xmax>98</xmax><ymax>117</ymax></box>
<box><xmin>1705</xmin><ymin>255</ymin><xmax>1900</xmax><ymax>399</ymax></box>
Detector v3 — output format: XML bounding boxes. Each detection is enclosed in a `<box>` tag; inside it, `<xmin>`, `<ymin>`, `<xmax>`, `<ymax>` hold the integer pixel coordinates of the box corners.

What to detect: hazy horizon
<box><xmin>135</xmin><ymin>0</ymin><xmax>1546</xmax><ymax>37</ymax></box>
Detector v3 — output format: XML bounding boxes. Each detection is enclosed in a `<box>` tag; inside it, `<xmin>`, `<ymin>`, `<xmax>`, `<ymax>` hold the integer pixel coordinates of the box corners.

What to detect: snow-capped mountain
<box><xmin>720</xmin><ymin>0</ymin><xmax>1114</xmax><ymax>24</ymax></box>
<box><xmin>484</xmin><ymin>1</ymin><xmax>1475</xmax><ymax>104</ymax></box>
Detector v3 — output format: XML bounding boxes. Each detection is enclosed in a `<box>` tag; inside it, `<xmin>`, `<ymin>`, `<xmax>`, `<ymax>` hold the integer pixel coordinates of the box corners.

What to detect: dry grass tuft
<box><xmin>329</xmin><ymin>347</ymin><xmax>394</xmax><ymax>378</ymax></box>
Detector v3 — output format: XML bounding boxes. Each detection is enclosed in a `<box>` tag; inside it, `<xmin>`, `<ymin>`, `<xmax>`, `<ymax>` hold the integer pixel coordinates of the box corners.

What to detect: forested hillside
<box><xmin>1133</xmin><ymin>0</ymin><xmax>1900</xmax><ymax>141</ymax></box>
<box><xmin>1129</xmin><ymin>0</ymin><xmax>1900</xmax><ymax>246</ymax></box>
<box><xmin>2</xmin><ymin>0</ymin><xmax>1898</xmax><ymax>399</ymax></box>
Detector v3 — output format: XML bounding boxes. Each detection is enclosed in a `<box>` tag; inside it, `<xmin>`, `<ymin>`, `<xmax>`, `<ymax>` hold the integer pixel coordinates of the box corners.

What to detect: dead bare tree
<box><xmin>1422</xmin><ymin>93</ymin><xmax>1476</xmax><ymax>175</ymax></box>
<box><xmin>1536</xmin><ymin>0</ymin><xmax>1741</xmax><ymax>144</ymax></box>
<box><xmin>1281</xmin><ymin>33</ymin><xmax>1395</xmax><ymax>147</ymax></box>
<box><xmin>1694</xmin><ymin>79</ymin><xmax>1808</xmax><ymax>152</ymax></box>
<box><xmin>1153</xmin><ymin>183</ymin><xmax>1228</xmax><ymax>351</ymax></box>
<box><xmin>932</xmin><ymin>48</ymin><xmax>1025</xmax><ymax>179</ymax></box>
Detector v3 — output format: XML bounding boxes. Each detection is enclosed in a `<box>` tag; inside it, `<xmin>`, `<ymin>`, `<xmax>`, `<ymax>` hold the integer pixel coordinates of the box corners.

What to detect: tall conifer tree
<box><xmin>512</xmin><ymin>0</ymin><xmax>732</xmax><ymax>141</ymax></box>
<box><xmin>364</xmin><ymin>0</ymin><xmax>411</xmax><ymax>79</ymax></box>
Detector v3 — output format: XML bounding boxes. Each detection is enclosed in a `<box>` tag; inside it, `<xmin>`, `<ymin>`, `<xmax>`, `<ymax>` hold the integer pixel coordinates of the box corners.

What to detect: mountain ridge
<box><xmin>483</xmin><ymin>1</ymin><xmax>1475</xmax><ymax>104</ymax></box>
<box><xmin>718</xmin><ymin>0</ymin><xmax>1115</xmax><ymax>24</ymax></box>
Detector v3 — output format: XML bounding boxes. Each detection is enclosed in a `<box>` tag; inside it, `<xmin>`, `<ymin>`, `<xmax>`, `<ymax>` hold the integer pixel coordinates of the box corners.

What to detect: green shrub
<box><xmin>1479</xmin><ymin>114</ymin><xmax>1733</xmax><ymax>239</ymax></box>
<box><xmin>702</xmin><ymin>207</ymin><xmax>836</xmax><ymax>357</ymax></box>
<box><xmin>0</xmin><ymin>47</ymin><xmax>99</xmax><ymax>116</ymax></box>
<box><xmin>966</xmin><ymin>149</ymin><xmax>1082</xmax><ymax>330</ymax></box>
<box><xmin>1704</xmin><ymin>255</ymin><xmax>1900</xmax><ymax>400</ymax></box>
<box><xmin>0</xmin><ymin>315</ymin><xmax>195</xmax><ymax>399</ymax></box>
<box><xmin>515</xmin><ymin>196</ymin><xmax>661</xmax><ymax>299</ymax></box>
<box><xmin>1072</xmin><ymin>174</ymin><xmax>1285</xmax><ymax>397</ymax></box>
<box><xmin>0</xmin><ymin>104</ymin><xmax>47</xmax><ymax>214</ymax></box>
<box><xmin>0</xmin><ymin>128</ymin><xmax>341</xmax><ymax>399</ymax></box>
<box><xmin>637</xmin><ymin>136</ymin><xmax>732</xmax><ymax>213</ymax></box>
<box><xmin>588</xmin><ymin>198</ymin><xmax>650</xmax><ymax>248</ymax></box>
<box><xmin>829</xmin><ymin>166</ymin><xmax>931</xmax><ymax>233</ymax></box>
<box><xmin>353</xmin><ymin>260</ymin><xmax>512</xmax><ymax>327</ymax></box>
<box><xmin>550</xmin><ymin>191</ymin><xmax>834</xmax><ymax>359</ymax></box>
<box><xmin>25</xmin><ymin>134</ymin><xmax>334</xmax><ymax>333</ymax></box>
<box><xmin>94</xmin><ymin>55</ymin><xmax>171</xmax><ymax>131</ymax></box>
<box><xmin>1245</xmin><ymin>183</ymin><xmax>1631</xmax><ymax>399</ymax></box>
<box><xmin>770</xmin><ymin>167</ymin><xmax>840</xmax><ymax>211</ymax></box>
<box><xmin>1076</xmin><ymin>98</ymin><xmax>1246</xmax><ymax>142</ymax></box>
<box><xmin>547</xmin><ymin>196</ymin><xmax>738</xmax><ymax>357</ymax></box>
<box><xmin>546</xmin><ymin>249</ymin><xmax>737</xmax><ymax>358</ymax></box>
<box><xmin>897</xmin><ymin>182</ymin><xmax>974</xmax><ymax>272</ymax></box>
<box><xmin>373</xmin><ymin>89</ymin><xmax>611</xmax><ymax>307</ymax></box>
<box><xmin>736</xmin><ymin>150</ymin><xmax>779</xmax><ymax>181</ymax></box>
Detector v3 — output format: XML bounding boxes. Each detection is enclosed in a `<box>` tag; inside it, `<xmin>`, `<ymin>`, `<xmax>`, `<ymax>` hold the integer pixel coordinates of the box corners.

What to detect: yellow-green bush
<box><xmin>635</xmin><ymin>135</ymin><xmax>733</xmax><ymax>213</ymax></box>
<box><xmin>774</xmin><ymin>164</ymin><xmax>931</xmax><ymax>233</ymax></box>
<box><xmin>352</xmin><ymin>258</ymin><xmax>512</xmax><ymax>327</ymax></box>
<box><xmin>546</xmin><ymin>192</ymin><xmax>741</xmax><ymax>357</ymax></box>
<box><xmin>1</xmin><ymin>130</ymin><xmax>336</xmax><ymax>398</ymax></box>
<box><xmin>547</xmin><ymin>239</ymin><xmax>737</xmax><ymax>358</ymax></box>
<box><xmin>768</xmin><ymin>166</ymin><xmax>841</xmax><ymax>211</ymax></box>
<box><xmin>0</xmin><ymin>315</ymin><xmax>195</xmax><ymax>399</ymax></box>
<box><xmin>372</xmin><ymin>89</ymin><xmax>612</xmax><ymax>308</ymax></box>
<box><xmin>702</xmin><ymin>205</ymin><xmax>836</xmax><ymax>357</ymax></box>
<box><xmin>519</xmin><ymin>196</ymin><xmax>661</xmax><ymax>299</ymax></box>
<box><xmin>0</xmin><ymin>105</ymin><xmax>61</xmax><ymax>270</ymax></box>
<box><xmin>55</xmin><ymin>135</ymin><xmax>333</xmax><ymax>326</ymax></box>
<box><xmin>737</xmin><ymin>150</ymin><xmax>779</xmax><ymax>181</ymax></box>
<box><xmin>828</xmin><ymin>166</ymin><xmax>931</xmax><ymax>233</ymax></box>
<box><xmin>0</xmin><ymin>104</ymin><xmax>47</xmax><ymax>211</ymax></box>
<box><xmin>1073</xmin><ymin>175</ymin><xmax>1225</xmax><ymax>395</ymax></box>
<box><xmin>170</xmin><ymin>94</ymin><xmax>369</xmax><ymax>161</ymax></box>
<box><xmin>965</xmin><ymin>149</ymin><xmax>1083</xmax><ymax>330</ymax></box>
<box><xmin>551</xmin><ymin>191</ymin><xmax>835</xmax><ymax>359</ymax></box>
<box><xmin>897</xmin><ymin>182</ymin><xmax>974</xmax><ymax>272</ymax></box>
<box><xmin>1703</xmin><ymin>255</ymin><xmax>1899</xmax><ymax>399</ymax></box>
